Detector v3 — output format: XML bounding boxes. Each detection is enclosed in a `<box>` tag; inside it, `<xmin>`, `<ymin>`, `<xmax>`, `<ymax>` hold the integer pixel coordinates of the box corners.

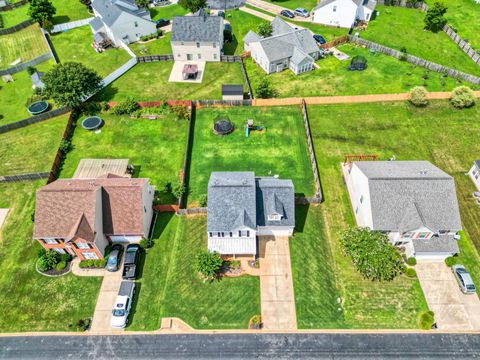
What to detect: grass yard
<box><xmin>0</xmin><ymin>60</ymin><xmax>56</xmax><ymax>124</ymax></box>
<box><xmin>245</xmin><ymin>43</ymin><xmax>473</xmax><ymax>98</ymax></box>
<box><xmin>0</xmin><ymin>114</ymin><xmax>68</xmax><ymax>175</ymax></box>
<box><xmin>149</xmin><ymin>4</ymin><xmax>189</xmax><ymax>20</ymax></box>
<box><xmin>1</xmin><ymin>4</ymin><xmax>29</xmax><ymax>28</ymax></box>
<box><xmin>263</xmin><ymin>0</ymin><xmax>318</xmax><ymax>11</ymax></box>
<box><xmin>0</xmin><ymin>181</ymin><xmax>102</xmax><ymax>332</ymax></box>
<box><xmin>297</xmin><ymin>100</ymin><xmax>480</xmax><ymax>328</ymax></box>
<box><xmin>0</xmin><ymin>23</ymin><xmax>49</xmax><ymax>69</ymax></box>
<box><xmin>51</xmin><ymin>0</ymin><xmax>91</xmax><ymax>25</ymax></box>
<box><xmin>187</xmin><ymin>106</ymin><xmax>315</xmax><ymax>204</ymax></box>
<box><xmin>223</xmin><ymin>9</ymin><xmax>268</xmax><ymax>55</ymax></box>
<box><xmin>362</xmin><ymin>6</ymin><xmax>480</xmax><ymax>76</ymax></box>
<box><xmin>60</xmin><ymin>112</ymin><xmax>188</xmax><ymax>201</ymax></box>
<box><xmin>129</xmin><ymin>213</ymin><xmax>261</xmax><ymax>330</ymax></box>
<box><xmin>96</xmin><ymin>61</ymin><xmax>245</xmax><ymax>101</ymax></box>
<box><xmin>129</xmin><ymin>33</ymin><xmax>172</xmax><ymax>56</ymax></box>
<box><xmin>50</xmin><ymin>25</ymin><xmax>131</xmax><ymax>77</ymax></box>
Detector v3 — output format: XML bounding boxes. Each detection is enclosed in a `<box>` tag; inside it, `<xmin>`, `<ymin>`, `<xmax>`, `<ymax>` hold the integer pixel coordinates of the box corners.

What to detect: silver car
<box><xmin>106</xmin><ymin>244</ymin><xmax>123</xmax><ymax>272</ymax></box>
<box><xmin>452</xmin><ymin>265</ymin><xmax>476</xmax><ymax>294</ymax></box>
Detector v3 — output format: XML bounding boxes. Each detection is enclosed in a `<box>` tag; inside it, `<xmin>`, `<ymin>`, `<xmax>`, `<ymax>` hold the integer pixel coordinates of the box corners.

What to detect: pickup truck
<box><xmin>122</xmin><ymin>244</ymin><xmax>140</xmax><ymax>280</ymax></box>
<box><xmin>110</xmin><ymin>281</ymin><xmax>135</xmax><ymax>329</ymax></box>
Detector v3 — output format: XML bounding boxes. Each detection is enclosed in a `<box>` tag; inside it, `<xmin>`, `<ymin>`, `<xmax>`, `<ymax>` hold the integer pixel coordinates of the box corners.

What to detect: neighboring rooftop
<box><xmin>91</xmin><ymin>0</ymin><xmax>152</xmax><ymax>28</ymax></box>
<box><xmin>171</xmin><ymin>12</ymin><xmax>223</xmax><ymax>42</ymax></box>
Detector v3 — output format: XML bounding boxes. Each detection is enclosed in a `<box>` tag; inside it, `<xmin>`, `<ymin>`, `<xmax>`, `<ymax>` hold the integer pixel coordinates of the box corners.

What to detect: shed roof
<box><xmin>222</xmin><ymin>84</ymin><xmax>244</xmax><ymax>95</ymax></box>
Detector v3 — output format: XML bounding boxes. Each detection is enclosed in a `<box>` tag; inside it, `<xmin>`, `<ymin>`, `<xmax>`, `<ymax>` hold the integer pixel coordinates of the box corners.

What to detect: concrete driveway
<box><xmin>245</xmin><ymin>0</ymin><xmax>314</xmax><ymax>22</ymax></box>
<box><xmin>416</xmin><ymin>261</ymin><xmax>480</xmax><ymax>330</ymax></box>
<box><xmin>259</xmin><ymin>236</ymin><xmax>297</xmax><ymax>330</ymax></box>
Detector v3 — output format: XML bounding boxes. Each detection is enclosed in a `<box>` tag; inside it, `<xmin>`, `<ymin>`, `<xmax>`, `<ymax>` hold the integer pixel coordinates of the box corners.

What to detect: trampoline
<box><xmin>27</xmin><ymin>100</ymin><xmax>49</xmax><ymax>115</ymax></box>
<box><xmin>348</xmin><ymin>56</ymin><xmax>367</xmax><ymax>71</ymax></box>
<box><xmin>213</xmin><ymin>118</ymin><xmax>234</xmax><ymax>135</ymax></box>
<box><xmin>81</xmin><ymin>116</ymin><xmax>103</xmax><ymax>130</ymax></box>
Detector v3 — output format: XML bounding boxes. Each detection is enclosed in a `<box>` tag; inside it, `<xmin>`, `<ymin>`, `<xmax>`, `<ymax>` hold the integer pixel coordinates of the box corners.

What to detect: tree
<box><xmin>255</xmin><ymin>77</ymin><xmax>277</xmax><ymax>99</ymax></box>
<box><xmin>43</xmin><ymin>62</ymin><xmax>102</xmax><ymax>108</ymax></box>
<box><xmin>339</xmin><ymin>227</ymin><xmax>405</xmax><ymax>281</ymax></box>
<box><xmin>28</xmin><ymin>0</ymin><xmax>56</xmax><ymax>26</ymax></box>
<box><xmin>195</xmin><ymin>250</ymin><xmax>223</xmax><ymax>281</ymax></box>
<box><xmin>424</xmin><ymin>2</ymin><xmax>447</xmax><ymax>32</ymax></box>
<box><xmin>409</xmin><ymin>86</ymin><xmax>429</xmax><ymax>107</ymax></box>
<box><xmin>419</xmin><ymin>311</ymin><xmax>435</xmax><ymax>330</ymax></box>
<box><xmin>178</xmin><ymin>0</ymin><xmax>207</xmax><ymax>13</ymax></box>
<box><xmin>135</xmin><ymin>0</ymin><xmax>150</xmax><ymax>9</ymax></box>
<box><xmin>257</xmin><ymin>22</ymin><xmax>272</xmax><ymax>38</ymax></box>
<box><xmin>79</xmin><ymin>0</ymin><xmax>91</xmax><ymax>5</ymax></box>
<box><xmin>450</xmin><ymin>86</ymin><xmax>476</xmax><ymax>109</ymax></box>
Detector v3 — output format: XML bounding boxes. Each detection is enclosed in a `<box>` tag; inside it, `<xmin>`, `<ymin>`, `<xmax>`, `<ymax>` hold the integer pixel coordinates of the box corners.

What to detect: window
<box><xmin>213</xmin><ymin>53</ymin><xmax>217</xmax><ymax>60</ymax></box>
<box><xmin>144</xmin><ymin>206</ymin><xmax>147</xmax><ymax>213</ymax></box>
<box><xmin>209</xmin><ymin>232</ymin><xmax>213</xmax><ymax>237</ymax></box>
<box><xmin>417</xmin><ymin>232</ymin><xmax>430</xmax><ymax>239</ymax></box>
<box><xmin>76</xmin><ymin>242</ymin><xmax>90</xmax><ymax>249</ymax></box>
<box><xmin>239</xmin><ymin>231</ymin><xmax>242</xmax><ymax>237</ymax></box>
<box><xmin>83</xmin><ymin>252</ymin><xmax>98</xmax><ymax>260</ymax></box>
<box><xmin>134</xmin><ymin>21</ymin><xmax>138</xmax><ymax>27</ymax></box>
<box><xmin>333</xmin><ymin>5</ymin><xmax>337</xmax><ymax>12</ymax></box>
<box><xmin>360</xmin><ymin>195</ymin><xmax>364</xmax><ymax>204</ymax></box>
<box><xmin>196</xmin><ymin>42</ymin><xmax>200</xmax><ymax>48</ymax></box>
<box><xmin>54</xmin><ymin>248</ymin><xmax>66</xmax><ymax>254</ymax></box>
<box><xmin>213</xmin><ymin>42</ymin><xmax>216</xmax><ymax>48</ymax></box>
<box><xmin>355</xmin><ymin>207</ymin><xmax>359</xmax><ymax>214</ymax></box>
<box><xmin>44</xmin><ymin>238</ymin><xmax>58</xmax><ymax>245</ymax></box>
<box><xmin>366</xmin><ymin>13</ymin><xmax>370</xmax><ymax>20</ymax></box>
<box><xmin>247</xmin><ymin>231</ymin><xmax>250</xmax><ymax>237</ymax></box>
<box><xmin>198</xmin><ymin>53</ymin><xmax>202</xmax><ymax>59</ymax></box>
<box><xmin>218</xmin><ymin>232</ymin><xmax>222</xmax><ymax>237</ymax></box>
<box><xmin>229</xmin><ymin>232</ymin><xmax>232</xmax><ymax>237</ymax></box>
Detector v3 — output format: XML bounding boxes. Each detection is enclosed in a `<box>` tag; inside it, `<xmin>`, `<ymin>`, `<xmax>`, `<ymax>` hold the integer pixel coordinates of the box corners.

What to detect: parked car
<box><xmin>218</xmin><ymin>10</ymin><xmax>225</xmax><ymax>17</ymax></box>
<box><xmin>294</xmin><ymin>8</ymin><xmax>309</xmax><ymax>17</ymax></box>
<box><xmin>153</xmin><ymin>0</ymin><xmax>170</xmax><ymax>6</ymax></box>
<box><xmin>280</xmin><ymin>9</ymin><xmax>295</xmax><ymax>18</ymax></box>
<box><xmin>313</xmin><ymin>34</ymin><xmax>326</xmax><ymax>44</ymax></box>
<box><xmin>224</xmin><ymin>21</ymin><xmax>231</xmax><ymax>32</ymax></box>
<box><xmin>122</xmin><ymin>244</ymin><xmax>141</xmax><ymax>280</ymax></box>
<box><xmin>106</xmin><ymin>244</ymin><xmax>123</xmax><ymax>272</ymax></box>
<box><xmin>452</xmin><ymin>265</ymin><xmax>476</xmax><ymax>294</ymax></box>
<box><xmin>110</xmin><ymin>281</ymin><xmax>135</xmax><ymax>329</ymax></box>
<box><xmin>155</xmin><ymin>18</ymin><xmax>170</xmax><ymax>28</ymax></box>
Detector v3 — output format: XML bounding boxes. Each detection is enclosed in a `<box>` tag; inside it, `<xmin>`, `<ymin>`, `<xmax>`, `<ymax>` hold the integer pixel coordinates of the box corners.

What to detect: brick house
<box><xmin>34</xmin><ymin>175</ymin><xmax>154</xmax><ymax>260</ymax></box>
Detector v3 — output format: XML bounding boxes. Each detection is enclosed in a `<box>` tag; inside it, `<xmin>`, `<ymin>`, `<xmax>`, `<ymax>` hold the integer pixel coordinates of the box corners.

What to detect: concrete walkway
<box><xmin>416</xmin><ymin>261</ymin><xmax>480</xmax><ymax>331</ymax></box>
<box><xmin>259</xmin><ymin>236</ymin><xmax>297</xmax><ymax>330</ymax></box>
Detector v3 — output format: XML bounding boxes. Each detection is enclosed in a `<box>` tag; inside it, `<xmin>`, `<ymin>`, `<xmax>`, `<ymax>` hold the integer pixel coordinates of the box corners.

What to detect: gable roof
<box><xmin>256</xmin><ymin>177</ymin><xmax>295</xmax><ymax>227</ymax></box>
<box><xmin>171</xmin><ymin>12</ymin><xmax>223</xmax><ymax>42</ymax></box>
<box><xmin>91</xmin><ymin>0</ymin><xmax>152</xmax><ymax>29</ymax></box>
<box><xmin>34</xmin><ymin>177</ymin><xmax>149</xmax><ymax>240</ymax></box>
<box><xmin>354</xmin><ymin>161</ymin><xmax>462</xmax><ymax>232</ymax></box>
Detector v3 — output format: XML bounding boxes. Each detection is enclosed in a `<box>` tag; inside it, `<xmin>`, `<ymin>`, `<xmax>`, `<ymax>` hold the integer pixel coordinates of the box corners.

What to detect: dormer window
<box><xmin>44</xmin><ymin>238</ymin><xmax>58</xmax><ymax>245</ymax></box>
<box><xmin>196</xmin><ymin>42</ymin><xmax>200</xmax><ymax>48</ymax></box>
<box><xmin>268</xmin><ymin>214</ymin><xmax>282</xmax><ymax>221</ymax></box>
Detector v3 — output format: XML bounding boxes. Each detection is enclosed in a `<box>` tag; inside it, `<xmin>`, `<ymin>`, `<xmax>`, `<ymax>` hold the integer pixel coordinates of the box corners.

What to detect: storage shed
<box><xmin>222</xmin><ymin>84</ymin><xmax>244</xmax><ymax>101</ymax></box>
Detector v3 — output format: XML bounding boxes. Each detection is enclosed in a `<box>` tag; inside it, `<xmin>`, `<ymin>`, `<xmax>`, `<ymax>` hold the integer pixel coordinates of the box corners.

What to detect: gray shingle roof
<box><xmin>222</xmin><ymin>84</ymin><xmax>243</xmax><ymax>95</ymax></box>
<box><xmin>91</xmin><ymin>0</ymin><xmax>151</xmax><ymax>28</ymax></box>
<box><xmin>256</xmin><ymin>177</ymin><xmax>295</xmax><ymax>228</ymax></box>
<box><xmin>171</xmin><ymin>13</ymin><xmax>223</xmax><ymax>42</ymax></box>
<box><xmin>412</xmin><ymin>234</ymin><xmax>459</xmax><ymax>254</ymax></box>
<box><xmin>244</xmin><ymin>30</ymin><xmax>261</xmax><ymax>45</ymax></box>
<box><xmin>355</xmin><ymin>161</ymin><xmax>462</xmax><ymax>232</ymax></box>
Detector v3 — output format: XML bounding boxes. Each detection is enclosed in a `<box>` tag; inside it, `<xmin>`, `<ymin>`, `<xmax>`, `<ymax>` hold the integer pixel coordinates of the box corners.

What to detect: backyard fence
<box><xmin>50</xmin><ymin>17</ymin><xmax>94</xmax><ymax>34</ymax></box>
<box><xmin>0</xmin><ymin>52</ymin><xmax>53</xmax><ymax>76</ymax></box>
<box><xmin>197</xmin><ymin>99</ymin><xmax>252</xmax><ymax>107</ymax></box>
<box><xmin>0</xmin><ymin>172</ymin><xmax>49</xmax><ymax>183</ymax></box>
<box><xmin>376</xmin><ymin>0</ymin><xmax>426</xmax><ymax>8</ymax></box>
<box><xmin>240</xmin><ymin>58</ymin><xmax>254</xmax><ymax>99</ymax></box>
<box><xmin>349</xmin><ymin>35</ymin><xmax>480</xmax><ymax>85</ymax></box>
<box><xmin>301</xmin><ymin>99</ymin><xmax>323</xmax><ymax>201</ymax></box>
<box><xmin>176</xmin><ymin>207</ymin><xmax>207</xmax><ymax>215</ymax></box>
<box><xmin>41</xmin><ymin>29</ymin><xmax>58</xmax><ymax>64</ymax></box>
<box><xmin>100</xmin><ymin>57</ymin><xmax>138</xmax><ymax>88</ymax></box>
<box><xmin>0</xmin><ymin>19</ymin><xmax>33</xmax><ymax>35</ymax></box>
<box><xmin>178</xmin><ymin>102</ymin><xmax>196</xmax><ymax>209</ymax></box>
<box><xmin>220</xmin><ymin>55</ymin><xmax>242</xmax><ymax>63</ymax></box>
<box><xmin>320</xmin><ymin>35</ymin><xmax>349</xmax><ymax>49</ymax></box>
<box><xmin>0</xmin><ymin>107</ymin><xmax>70</xmax><ymax>134</ymax></box>
<box><xmin>295</xmin><ymin>196</ymin><xmax>322</xmax><ymax>205</ymax></box>
<box><xmin>443</xmin><ymin>25</ymin><xmax>480</xmax><ymax>66</ymax></box>
<box><xmin>137</xmin><ymin>54</ymin><xmax>174</xmax><ymax>62</ymax></box>
<box><xmin>0</xmin><ymin>0</ymin><xmax>28</xmax><ymax>11</ymax></box>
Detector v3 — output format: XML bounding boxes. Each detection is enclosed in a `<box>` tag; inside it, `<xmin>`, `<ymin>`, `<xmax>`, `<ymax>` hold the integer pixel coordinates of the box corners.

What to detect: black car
<box><xmin>122</xmin><ymin>244</ymin><xmax>141</xmax><ymax>280</ymax></box>
<box><xmin>218</xmin><ymin>10</ymin><xmax>225</xmax><ymax>17</ymax></box>
<box><xmin>280</xmin><ymin>10</ymin><xmax>295</xmax><ymax>18</ymax></box>
<box><xmin>313</xmin><ymin>34</ymin><xmax>326</xmax><ymax>44</ymax></box>
<box><xmin>155</xmin><ymin>18</ymin><xmax>170</xmax><ymax>28</ymax></box>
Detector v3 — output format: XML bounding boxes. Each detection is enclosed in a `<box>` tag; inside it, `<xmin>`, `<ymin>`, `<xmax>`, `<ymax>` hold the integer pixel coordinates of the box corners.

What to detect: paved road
<box><xmin>2</xmin><ymin>333</ymin><xmax>480</xmax><ymax>359</ymax></box>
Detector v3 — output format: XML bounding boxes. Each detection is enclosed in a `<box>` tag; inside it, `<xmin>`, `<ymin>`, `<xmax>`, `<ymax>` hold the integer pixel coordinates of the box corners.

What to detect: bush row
<box><xmin>409</xmin><ymin>85</ymin><xmax>476</xmax><ymax>108</ymax></box>
<box><xmin>140</xmin><ymin>29</ymin><xmax>163</xmax><ymax>42</ymax></box>
<box><xmin>79</xmin><ymin>259</ymin><xmax>107</xmax><ymax>268</ymax></box>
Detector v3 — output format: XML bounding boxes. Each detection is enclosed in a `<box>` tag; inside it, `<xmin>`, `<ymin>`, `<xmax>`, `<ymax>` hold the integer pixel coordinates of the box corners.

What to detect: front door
<box><xmin>187</xmin><ymin>54</ymin><xmax>193</xmax><ymax>60</ymax></box>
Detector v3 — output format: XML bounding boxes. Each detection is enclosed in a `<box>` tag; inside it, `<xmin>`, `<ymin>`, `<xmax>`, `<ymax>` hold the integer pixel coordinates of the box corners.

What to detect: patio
<box><xmin>73</xmin><ymin>158</ymin><xmax>130</xmax><ymax>179</ymax></box>
<box><xmin>168</xmin><ymin>61</ymin><xmax>206</xmax><ymax>83</ymax></box>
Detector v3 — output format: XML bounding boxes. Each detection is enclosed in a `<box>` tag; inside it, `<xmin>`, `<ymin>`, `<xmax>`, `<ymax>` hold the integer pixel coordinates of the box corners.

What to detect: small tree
<box><xmin>37</xmin><ymin>250</ymin><xmax>60</xmax><ymax>272</ymax></box>
<box><xmin>135</xmin><ymin>0</ymin><xmax>150</xmax><ymax>8</ymax></box>
<box><xmin>171</xmin><ymin>104</ymin><xmax>190</xmax><ymax>120</ymax></box>
<box><xmin>255</xmin><ymin>77</ymin><xmax>277</xmax><ymax>99</ymax></box>
<box><xmin>419</xmin><ymin>311</ymin><xmax>435</xmax><ymax>330</ymax></box>
<box><xmin>43</xmin><ymin>62</ymin><xmax>102</xmax><ymax>108</ymax></box>
<box><xmin>172</xmin><ymin>182</ymin><xmax>186</xmax><ymax>199</ymax></box>
<box><xmin>424</xmin><ymin>2</ymin><xmax>447</xmax><ymax>33</ymax></box>
<box><xmin>195</xmin><ymin>250</ymin><xmax>223</xmax><ymax>281</ymax></box>
<box><xmin>28</xmin><ymin>0</ymin><xmax>56</xmax><ymax>26</ymax></box>
<box><xmin>409</xmin><ymin>86</ymin><xmax>429</xmax><ymax>107</ymax></box>
<box><xmin>111</xmin><ymin>98</ymin><xmax>140</xmax><ymax>115</ymax></box>
<box><xmin>450</xmin><ymin>86</ymin><xmax>476</xmax><ymax>109</ymax></box>
<box><xmin>339</xmin><ymin>227</ymin><xmax>405</xmax><ymax>281</ymax></box>
<box><xmin>257</xmin><ymin>22</ymin><xmax>272</xmax><ymax>38</ymax></box>
<box><xmin>178</xmin><ymin>0</ymin><xmax>207</xmax><ymax>13</ymax></box>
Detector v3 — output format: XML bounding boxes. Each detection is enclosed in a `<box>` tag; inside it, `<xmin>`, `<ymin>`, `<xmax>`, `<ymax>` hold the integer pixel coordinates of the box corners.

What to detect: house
<box><xmin>89</xmin><ymin>0</ymin><xmax>157</xmax><ymax>47</ymax></box>
<box><xmin>244</xmin><ymin>17</ymin><xmax>320</xmax><ymax>75</ymax></box>
<box><xmin>312</xmin><ymin>0</ymin><xmax>377</xmax><ymax>29</ymax></box>
<box><xmin>222</xmin><ymin>84</ymin><xmax>244</xmax><ymax>101</ymax></box>
<box><xmin>342</xmin><ymin>160</ymin><xmax>462</xmax><ymax>260</ymax></box>
<box><xmin>207</xmin><ymin>172</ymin><xmax>295</xmax><ymax>257</ymax></box>
<box><xmin>171</xmin><ymin>10</ymin><xmax>224</xmax><ymax>62</ymax></box>
<box><xmin>30</xmin><ymin>71</ymin><xmax>45</xmax><ymax>90</ymax></box>
<box><xmin>468</xmin><ymin>160</ymin><xmax>480</xmax><ymax>191</ymax></box>
<box><xmin>33</xmin><ymin>175</ymin><xmax>155</xmax><ymax>260</ymax></box>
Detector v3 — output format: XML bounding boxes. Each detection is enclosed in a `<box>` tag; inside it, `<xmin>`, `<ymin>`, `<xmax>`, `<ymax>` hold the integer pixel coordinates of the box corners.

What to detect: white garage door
<box><xmin>110</xmin><ymin>235</ymin><xmax>142</xmax><ymax>243</ymax></box>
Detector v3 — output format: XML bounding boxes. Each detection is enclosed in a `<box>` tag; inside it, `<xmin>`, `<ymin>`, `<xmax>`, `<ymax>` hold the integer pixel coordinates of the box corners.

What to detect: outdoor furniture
<box><xmin>182</xmin><ymin>64</ymin><xmax>198</xmax><ymax>80</ymax></box>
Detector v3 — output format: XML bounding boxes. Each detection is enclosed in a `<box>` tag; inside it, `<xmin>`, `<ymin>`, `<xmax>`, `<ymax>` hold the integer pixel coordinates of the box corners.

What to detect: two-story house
<box><xmin>342</xmin><ymin>160</ymin><xmax>462</xmax><ymax>260</ymax></box>
<box><xmin>33</xmin><ymin>175</ymin><xmax>154</xmax><ymax>260</ymax></box>
<box><xmin>207</xmin><ymin>172</ymin><xmax>295</xmax><ymax>258</ymax></box>
<box><xmin>312</xmin><ymin>0</ymin><xmax>377</xmax><ymax>29</ymax></box>
<box><xmin>170</xmin><ymin>10</ymin><xmax>224</xmax><ymax>62</ymax></box>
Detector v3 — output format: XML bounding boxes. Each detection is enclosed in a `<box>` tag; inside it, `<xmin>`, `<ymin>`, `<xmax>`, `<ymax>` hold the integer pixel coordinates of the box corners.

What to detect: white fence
<box><xmin>50</xmin><ymin>18</ymin><xmax>94</xmax><ymax>33</ymax></box>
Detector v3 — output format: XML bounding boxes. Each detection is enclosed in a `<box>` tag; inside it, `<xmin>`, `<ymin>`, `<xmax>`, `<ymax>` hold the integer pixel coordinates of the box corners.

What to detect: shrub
<box><xmin>445</xmin><ymin>256</ymin><xmax>456</xmax><ymax>267</ymax></box>
<box><xmin>405</xmin><ymin>268</ymin><xmax>417</xmax><ymax>278</ymax></box>
<box><xmin>409</xmin><ymin>86</ymin><xmax>429</xmax><ymax>107</ymax></box>
<box><xmin>139</xmin><ymin>29</ymin><xmax>163</xmax><ymax>41</ymax></box>
<box><xmin>419</xmin><ymin>311</ymin><xmax>435</xmax><ymax>330</ymax></box>
<box><xmin>257</xmin><ymin>22</ymin><xmax>272</xmax><ymax>37</ymax></box>
<box><xmin>101</xmin><ymin>101</ymin><xmax>110</xmax><ymax>111</ymax></box>
<box><xmin>79</xmin><ymin>259</ymin><xmax>106</xmax><ymax>268</ymax></box>
<box><xmin>424</xmin><ymin>2</ymin><xmax>447</xmax><ymax>33</ymax></box>
<box><xmin>339</xmin><ymin>227</ymin><xmax>405</xmax><ymax>281</ymax></box>
<box><xmin>172</xmin><ymin>182</ymin><xmax>186</xmax><ymax>199</ymax></box>
<box><xmin>27</xmin><ymin>66</ymin><xmax>37</xmax><ymax>76</ymax></box>
<box><xmin>139</xmin><ymin>239</ymin><xmax>151</xmax><ymax>249</ymax></box>
<box><xmin>199</xmin><ymin>194</ymin><xmax>208</xmax><ymax>207</ymax></box>
<box><xmin>406</xmin><ymin>257</ymin><xmax>417</xmax><ymax>266</ymax></box>
<box><xmin>450</xmin><ymin>86</ymin><xmax>476</xmax><ymax>109</ymax></box>
<box><xmin>56</xmin><ymin>261</ymin><xmax>67</xmax><ymax>270</ymax></box>
<box><xmin>59</xmin><ymin>139</ymin><xmax>72</xmax><ymax>154</ymax></box>
<box><xmin>37</xmin><ymin>250</ymin><xmax>60</xmax><ymax>272</ymax></box>
<box><xmin>195</xmin><ymin>250</ymin><xmax>223</xmax><ymax>281</ymax></box>
<box><xmin>0</xmin><ymin>14</ymin><xmax>3</xmax><ymax>29</ymax></box>
<box><xmin>256</xmin><ymin>77</ymin><xmax>277</xmax><ymax>99</ymax></box>
<box><xmin>171</xmin><ymin>104</ymin><xmax>190</xmax><ymax>120</ymax></box>
<box><xmin>111</xmin><ymin>98</ymin><xmax>140</xmax><ymax>115</ymax></box>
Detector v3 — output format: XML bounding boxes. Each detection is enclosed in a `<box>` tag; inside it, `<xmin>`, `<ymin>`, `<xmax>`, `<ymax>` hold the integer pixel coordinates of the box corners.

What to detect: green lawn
<box><xmin>60</xmin><ymin>112</ymin><xmax>188</xmax><ymax>199</ymax></box>
<box><xmin>96</xmin><ymin>61</ymin><xmax>245</xmax><ymax>101</ymax></box>
<box><xmin>362</xmin><ymin>6</ymin><xmax>480</xmax><ymax>76</ymax></box>
<box><xmin>299</xmin><ymin>100</ymin><xmax>480</xmax><ymax>327</ymax></box>
<box><xmin>0</xmin><ymin>23</ymin><xmax>49</xmax><ymax>69</ymax></box>
<box><xmin>129</xmin><ymin>213</ymin><xmax>261</xmax><ymax>330</ymax></box>
<box><xmin>0</xmin><ymin>182</ymin><xmax>102</xmax><ymax>333</ymax></box>
<box><xmin>50</xmin><ymin>25</ymin><xmax>131</xmax><ymax>77</ymax></box>
<box><xmin>0</xmin><ymin>114</ymin><xmax>68</xmax><ymax>175</ymax></box>
<box><xmin>187</xmin><ymin>106</ymin><xmax>315</xmax><ymax>204</ymax></box>
<box><xmin>129</xmin><ymin>33</ymin><xmax>172</xmax><ymax>56</ymax></box>
<box><xmin>1</xmin><ymin>5</ymin><xmax>29</xmax><ymax>28</ymax></box>
<box><xmin>149</xmin><ymin>4</ymin><xmax>189</xmax><ymax>20</ymax></box>
<box><xmin>0</xmin><ymin>60</ymin><xmax>56</xmax><ymax>125</ymax></box>
<box><xmin>263</xmin><ymin>0</ymin><xmax>318</xmax><ymax>11</ymax></box>
<box><xmin>51</xmin><ymin>0</ymin><xmax>91</xmax><ymax>25</ymax></box>
<box><xmin>224</xmin><ymin>9</ymin><xmax>269</xmax><ymax>55</ymax></box>
<box><xmin>246</xmin><ymin>43</ymin><xmax>473</xmax><ymax>98</ymax></box>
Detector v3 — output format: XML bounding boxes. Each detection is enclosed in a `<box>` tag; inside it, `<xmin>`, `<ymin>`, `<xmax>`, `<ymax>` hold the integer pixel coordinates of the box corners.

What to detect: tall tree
<box><xmin>257</xmin><ymin>22</ymin><xmax>272</xmax><ymax>37</ymax></box>
<box><xmin>28</xmin><ymin>0</ymin><xmax>56</xmax><ymax>25</ymax></box>
<box><xmin>43</xmin><ymin>62</ymin><xmax>103</xmax><ymax>108</ymax></box>
<box><xmin>424</xmin><ymin>2</ymin><xmax>447</xmax><ymax>32</ymax></box>
<box><xmin>178</xmin><ymin>0</ymin><xmax>207</xmax><ymax>14</ymax></box>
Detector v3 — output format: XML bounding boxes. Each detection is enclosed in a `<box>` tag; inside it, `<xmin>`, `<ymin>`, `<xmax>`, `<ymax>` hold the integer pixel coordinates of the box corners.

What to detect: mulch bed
<box><xmin>222</xmin><ymin>265</ymin><xmax>243</xmax><ymax>277</ymax></box>
<box><xmin>37</xmin><ymin>261</ymin><xmax>71</xmax><ymax>277</ymax></box>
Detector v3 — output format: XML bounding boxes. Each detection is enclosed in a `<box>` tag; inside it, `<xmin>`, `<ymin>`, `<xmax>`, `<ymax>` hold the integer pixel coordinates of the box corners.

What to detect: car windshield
<box><xmin>113</xmin><ymin>309</ymin><xmax>125</xmax><ymax>317</ymax></box>
<box><xmin>107</xmin><ymin>257</ymin><xmax>117</xmax><ymax>265</ymax></box>
<box><xmin>467</xmin><ymin>285</ymin><xmax>476</xmax><ymax>290</ymax></box>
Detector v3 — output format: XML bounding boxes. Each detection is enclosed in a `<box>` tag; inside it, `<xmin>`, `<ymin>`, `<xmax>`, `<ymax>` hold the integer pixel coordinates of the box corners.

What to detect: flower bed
<box><xmin>36</xmin><ymin>258</ymin><xmax>71</xmax><ymax>277</ymax></box>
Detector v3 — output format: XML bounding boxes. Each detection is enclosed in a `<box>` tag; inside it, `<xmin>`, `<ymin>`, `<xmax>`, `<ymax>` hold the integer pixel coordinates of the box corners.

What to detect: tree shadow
<box><xmin>223</xmin><ymin>35</ymin><xmax>238</xmax><ymax>56</ymax></box>
<box><xmin>93</xmin><ymin>86</ymin><xmax>119</xmax><ymax>102</ymax></box>
<box><xmin>126</xmin><ymin>282</ymin><xmax>141</xmax><ymax>329</ymax></box>
<box><xmin>53</xmin><ymin>15</ymin><xmax>71</xmax><ymax>25</ymax></box>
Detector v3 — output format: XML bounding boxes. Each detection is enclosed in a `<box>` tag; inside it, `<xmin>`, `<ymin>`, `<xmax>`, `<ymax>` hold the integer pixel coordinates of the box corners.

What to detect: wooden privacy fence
<box><xmin>197</xmin><ymin>99</ymin><xmax>252</xmax><ymax>107</ymax></box>
<box><xmin>320</xmin><ymin>35</ymin><xmax>349</xmax><ymax>49</ymax></box>
<box><xmin>178</xmin><ymin>102</ymin><xmax>196</xmax><ymax>209</ymax></box>
<box><xmin>176</xmin><ymin>207</ymin><xmax>207</xmax><ymax>215</ymax></box>
<box><xmin>137</xmin><ymin>54</ymin><xmax>174</xmax><ymax>62</ymax></box>
<box><xmin>240</xmin><ymin>58</ymin><xmax>254</xmax><ymax>99</ymax></box>
<box><xmin>0</xmin><ymin>19</ymin><xmax>33</xmax><ymax>35</ymax></box>
<box><xmin>0</xmin><ymin>0</ymin><xmax>28</xmax><ymax>11</ymax></box>
<box><xmin>0</xmin><ymin>172</ymin><xmax>49</xmax><ymax>183</ymax></box>
<box><xmin>220</xmin><ymin>55</ymin><xmax>242</xmax><ymax>63</ymax></box>
<box><xmin>0</xmin><ymin>107</ymin><xmax>70</xmax><ymax>134</ymax></box>
<box><xmin>443</xmin><ymin>25</ymin><xmax>480</xmax><ymax>66</ymax></box>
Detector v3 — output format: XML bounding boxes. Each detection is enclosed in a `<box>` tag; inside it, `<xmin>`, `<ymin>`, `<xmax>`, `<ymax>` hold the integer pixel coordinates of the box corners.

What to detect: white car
<box><xmin>110</xmin><ymin>281</ymin><xmax>135</xmax><ymax>328</ymax></box>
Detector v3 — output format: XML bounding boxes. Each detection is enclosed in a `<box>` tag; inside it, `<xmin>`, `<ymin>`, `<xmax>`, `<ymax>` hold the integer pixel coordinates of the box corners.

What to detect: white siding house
<box><xmin>468</xmin><ymin>160</ymin><xmax>480</xmax><ymax>191</ymax></box>
<box><xmin>312</xmin><ymin>0</ymin><xmax>377</xmax><ymax>29</ymax></box>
